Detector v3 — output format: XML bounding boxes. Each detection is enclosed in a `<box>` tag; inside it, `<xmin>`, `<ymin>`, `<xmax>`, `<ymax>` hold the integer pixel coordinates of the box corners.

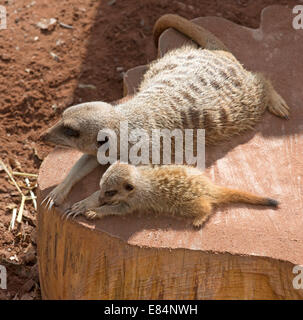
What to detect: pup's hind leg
<box><xmin>192</xmin><ymin>198</ymin><xmax>213</xmax><ymax>229</ymax></box>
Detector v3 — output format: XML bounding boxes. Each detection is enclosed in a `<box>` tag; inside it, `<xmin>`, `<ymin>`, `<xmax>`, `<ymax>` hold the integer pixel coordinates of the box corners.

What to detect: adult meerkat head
<box><xmin>40</xmin><ymin>102</ymin><xmax>118</xmax><ymax>155</ymax></box>
<box><xmin>99</xmin><ymin>161</ymin><xmax>138</xmax><ymax>205</ymax></box>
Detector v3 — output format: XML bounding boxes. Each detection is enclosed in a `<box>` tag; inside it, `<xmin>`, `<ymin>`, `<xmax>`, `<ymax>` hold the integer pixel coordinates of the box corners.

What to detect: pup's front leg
<box><xmin>63</xmin><ymin>190</ymin><xmax>101</xmax><ymax>219</ymax></box>
<box><xmin>84</xmin><ymin>202</ymin><xmax>131</xmax><ymax>220</ymax></box>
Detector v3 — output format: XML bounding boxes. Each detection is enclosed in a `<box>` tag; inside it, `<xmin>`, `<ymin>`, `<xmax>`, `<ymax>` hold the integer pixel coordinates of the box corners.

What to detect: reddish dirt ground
<box><xmin>0</xmin><ymin>0</ymin><xmax>297</xmax><ymax>300</ymax></box>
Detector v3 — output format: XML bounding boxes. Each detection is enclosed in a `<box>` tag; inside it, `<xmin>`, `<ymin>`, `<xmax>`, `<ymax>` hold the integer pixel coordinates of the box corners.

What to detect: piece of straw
<box><xmin>25</xmin><ymin>178</ymin><xmax>37</xmax><ymax>210</ymax></box>
<box><xmin>9</xmin><ymin>208</ymin><xmax>17</xmax><ymax>231</ymax></box>
<box><xmin>0</xmin><ymin>159</ymin><xmax>24</xmax><ymax>196</ymax></box>
<box><xmin>25</xmin><ymin>196</ymin><xmax>37</xmax><ymax>201</ymax></box>
<box><xmin>17</xmin><ymin>195</ymin><xmax>26</xmax><ymax>223</ymax></box>
<box><xmin>12</xmin><ymin>171</ymin><xmax>38</xmax><ymax>178</ymax></box>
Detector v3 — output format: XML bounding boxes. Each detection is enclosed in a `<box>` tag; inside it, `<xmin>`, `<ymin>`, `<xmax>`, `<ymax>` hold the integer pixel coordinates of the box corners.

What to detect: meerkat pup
<box><xmin>41</xmin><ymin>14</ymin><xmax>289</xmax><ymax>210</ymax></box>
<box><xmin>64</xmin><ymin>161</ymin><xmax>279</xmax><ymax>228</ymax></box>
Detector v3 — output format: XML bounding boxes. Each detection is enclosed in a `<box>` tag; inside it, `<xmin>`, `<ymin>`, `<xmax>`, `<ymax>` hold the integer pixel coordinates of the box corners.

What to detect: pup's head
<box><xmin>99</xmin><ymin>161</ymin><xmax>137</xmax><ymax>205</ymax></box>
<box><xmin>40</xmin><ymin>102</ymin><xmax>118</xmax><ymax>155</ymax></box>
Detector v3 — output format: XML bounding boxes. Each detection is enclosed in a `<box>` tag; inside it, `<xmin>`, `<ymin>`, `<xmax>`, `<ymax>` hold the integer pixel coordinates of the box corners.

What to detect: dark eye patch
<box><xmin>97</xmin><ymin>136</ymin><xmax>109</xmax><ymax>148</ymax></box>
<box><xmin>124</xmin><ymin>183</ymin><xmax>134</xmax><ymax>191</ymax></box>
<box><xmin>105</xmin><ymin>190</ymin><xmax>117</xmax><ymax>197</ymax></box>
<box><xmin>63</xmin><ymin>126</ymin><xmax>80</xmax><ymax>138</ymax></box>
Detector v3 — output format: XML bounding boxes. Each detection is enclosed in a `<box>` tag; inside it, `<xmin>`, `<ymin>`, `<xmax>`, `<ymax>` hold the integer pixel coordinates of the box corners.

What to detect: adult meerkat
<box><xmin>41</xmin><ymin>14</ymin><xmax>289</xmax><ymax>209</ymax></box>
<box><xmin>64</xmin><ymin>161</ymin><xmax>279</xmax><ymax>228</ymax></box>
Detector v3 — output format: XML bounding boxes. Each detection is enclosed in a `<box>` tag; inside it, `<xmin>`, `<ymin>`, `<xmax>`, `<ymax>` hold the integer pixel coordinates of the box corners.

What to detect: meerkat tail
<box><xmin>153</xmin><ymin>14</ymin><xmax>229</xmax><ymax>52</ymax></box>
<box><xmin>215</xmin><ymin>187</ymin><xmax>279</xmax><ymax>207</ymax></box>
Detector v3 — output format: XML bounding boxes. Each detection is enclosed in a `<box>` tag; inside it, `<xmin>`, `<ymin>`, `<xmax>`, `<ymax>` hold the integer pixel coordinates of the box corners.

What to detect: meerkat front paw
<box><xmin>63</xmin><ymin>191</ymin><xmax>101</xmax><ymax>220</ymax></box>
<box><xmin>63</xmin><ymin>200</ymin><xmax>88</xmax><ymax>220</ymax></box>
<box><xmin>42</xmin><ymin>183</ymin><xmax>70</xmax><ymax>210</ymax></box>
<box><xmin>84</xmin><ymin>210</ymin><xmax>99</xmax><ymax>220</ymax></box>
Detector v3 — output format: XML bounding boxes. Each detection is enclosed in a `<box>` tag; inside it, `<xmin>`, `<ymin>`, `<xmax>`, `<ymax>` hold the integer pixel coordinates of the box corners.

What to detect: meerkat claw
<box><xmin>63</xmin><ymin>200</ymin><xmax>88</xmax><ymax>220</ymax></box>
<box><xmin>41</xmin><ymin>196</ymin><xmax>48</xmax><ymax>205</ymax></box>
<box><xmin>65</xmin><ymin>211</ymin><xmax>75</xmax><ymax>220</ymax></box>
<box><xmin>71</xmin><ymin>212</ymin><xmax>82</xmax><ymax>220</ymax></box>
<box><xmin>48</xmin><ymin>199</ymin><xmax>54</xmax><ymax>210</ymax></box>
<box><xmin>42</xmin><ymin>195</ymin><xmax>54</xmax><ymax>210</ymax></box>
<box><xmin>61</xmin><ymin>210</ymin><xmax>69</xmax><ymax>220</ymax></box>
<box><xmin>41</xmin><ymin>194</ymin><xmax>50</xmax><ymax>209</ymax></box>
<box><xmin>63</xmin><ymin>208</ymin><xmax>72</xmax><ymax>219</ymax></box>
<box><xmin>62</xmin><ymin>209</ymin><xmax>74</xmax><ymax>220</ymax></box>
<box><xmin>49</xmin><ymin>199</ymin><xmax>54</xmax><ymax>210</ymax></box>
<box><xmin>46</xmin><ymin>197</ymin><xmax>52</xmax><ymax>210</ymax></box>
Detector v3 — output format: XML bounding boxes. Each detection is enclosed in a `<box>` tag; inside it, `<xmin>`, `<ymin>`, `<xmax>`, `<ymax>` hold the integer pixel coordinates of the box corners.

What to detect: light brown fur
<box><xmin>64</xmin><ymin>162</ymin><xmax>279</xmax><ymax>228</ymax></box>
<box><xmin>41</xmin><ymin>14</ymin><xmax>289</xmax><ymax>209</ymax></box>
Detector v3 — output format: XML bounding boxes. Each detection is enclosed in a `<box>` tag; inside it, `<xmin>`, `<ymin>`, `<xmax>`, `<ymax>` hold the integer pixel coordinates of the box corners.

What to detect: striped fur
<box><xmin>116</xmin><ymin>46</ymin><xmax>287</xmax><ymax>146</ymax></box>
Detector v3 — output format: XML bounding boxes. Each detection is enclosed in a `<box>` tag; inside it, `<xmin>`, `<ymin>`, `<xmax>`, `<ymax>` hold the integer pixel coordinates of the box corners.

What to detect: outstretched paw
<box><xmin>63</xmin><ymin>200</ymin><xmax>87</xmax><ymax>220</ymax></box>
<box><xmin>42</xmin><ymin>184</ymin><xmax>69</xmax><ymax>211</ymax></box>
<box><xmin>84</xmin><ymin>210</ymin><xmax>98</xmax><ymax>220</ymax></box>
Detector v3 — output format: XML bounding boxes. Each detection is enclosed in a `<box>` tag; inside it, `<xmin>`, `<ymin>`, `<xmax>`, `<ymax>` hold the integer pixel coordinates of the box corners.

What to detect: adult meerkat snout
<box><xmin>64</xmin><ymin>161</ymin><xmax>279</xmax><ymax>228</ymax></box>
<box><xmin>40</xmin><ymin>101</ymin><xmax>117</xmax><ymax>155</ymax></box>
<box><xmin>40</xmin><ymin>119</ymin><xmax>80</xmax><ymax>147</ymax></box>
<box><xmin>40</xmin><ymin>101</ymin><xmax>120</xmax><ymax>209</ymax></box>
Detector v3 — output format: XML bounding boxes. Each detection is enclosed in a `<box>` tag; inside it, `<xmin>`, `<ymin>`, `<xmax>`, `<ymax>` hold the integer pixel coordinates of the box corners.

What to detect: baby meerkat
<box><xmin>64</xmin><ymin>161</ymin><xmax>279</xmax><ymax>228</ymax></box>
<box><xmin>42</xmin><ymin>14</ymin><xmax>289</xmax><ymax>210</ymax></box>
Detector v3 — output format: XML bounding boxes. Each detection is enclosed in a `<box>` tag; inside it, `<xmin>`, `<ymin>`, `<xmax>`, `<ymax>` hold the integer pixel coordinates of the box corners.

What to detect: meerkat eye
<box><xmin>124</xmin><ymin>183</ymin><xmax>134</xmax><ymax>191</ymax></box>
<box><xmin>62</xmin><ymin>126</ymin><xmax>80</xmax><ymax>138</ymax></box>
<box><xmin>97</xmin><ymin>136</ymin><xmax>109</xmax><ymax>148</ymax></box>
<box><xmin>105</xmin><ymin>190</ymin><xmax>117</xmax><ymax>197</ymax></box>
